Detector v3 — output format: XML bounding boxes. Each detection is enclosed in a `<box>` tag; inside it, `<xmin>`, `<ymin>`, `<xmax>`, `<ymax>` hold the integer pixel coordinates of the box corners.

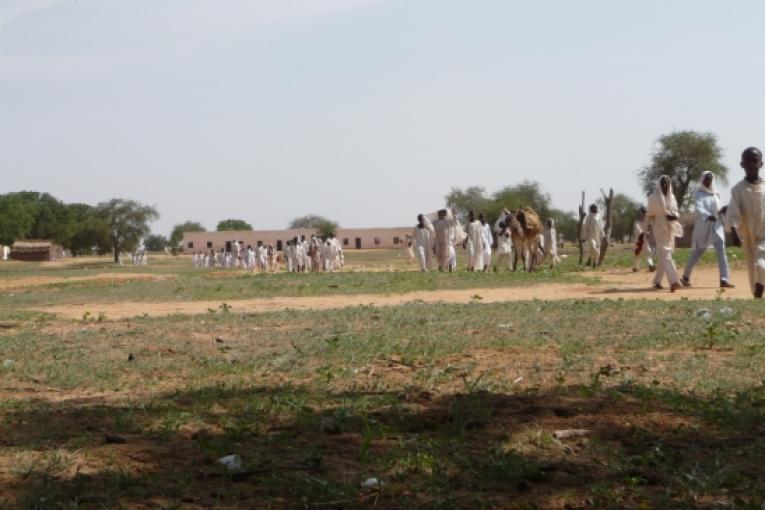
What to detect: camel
<box><xmin>501</xmin><ymin>207</ymin><xmax>543</xmax><ymax>271</ymax></box>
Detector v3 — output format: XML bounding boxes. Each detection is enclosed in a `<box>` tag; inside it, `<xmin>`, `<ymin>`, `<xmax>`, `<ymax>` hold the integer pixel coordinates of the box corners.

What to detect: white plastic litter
<box><xmin>218</xmin><ymin>454</ymin><xmax>244</xmax><ymax>473</ymax></box>
<box><xmin>497</xmin><ymin>323</ymin><xmax>513</xmax><ymax>329</ymax></box>
<box><xmin>695</xmin><ymin>308</ymin><xmax>712</xmax><ymax>320</ymax></box>
<box><xmin>719</xmin><ymin>307</ymin><xmax>734</xmax><ymax>317</ymax></box>
<box><xmin>2</xmin><ymin>359</ymin><xmax>15</xmax><ymax>369</ymax></box>
<box><xmin>362</xmin><ymin>477</ymin><xmax>383</xmax><ymax>489</ymax></box>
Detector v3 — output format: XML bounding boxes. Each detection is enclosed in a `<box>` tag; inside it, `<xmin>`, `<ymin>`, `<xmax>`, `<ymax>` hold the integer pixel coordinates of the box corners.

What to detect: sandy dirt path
<box><xmin>34</xmin><ymin>267</ymin><xmax>752</xmax><ymax>320</ymax></box>
<box><xmin>0</xmin><ymin>272</ymin><xmax>174</xmax><ymax>291</ymax></box>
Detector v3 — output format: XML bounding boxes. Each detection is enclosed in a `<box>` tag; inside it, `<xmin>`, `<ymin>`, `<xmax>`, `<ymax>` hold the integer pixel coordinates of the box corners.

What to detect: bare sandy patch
<box><xmin>0</xmin><ymin>272</ymin><xmax>174</xmax><ymax>291</ymax></box>
<box><xmin>31</xmin><ymin>267</ymin><xmax>752</xmax><ymax>320</ymax></box>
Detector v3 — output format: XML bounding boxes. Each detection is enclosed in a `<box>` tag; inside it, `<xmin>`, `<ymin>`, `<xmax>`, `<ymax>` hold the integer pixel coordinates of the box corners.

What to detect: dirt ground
<box><xmin>35</xmin><ymin>266</ymin><xmax>751</xmax><ymax>320</ymax></box>
<box><xmin>0</xmin><ymin>272</ymin><xmax>174</xmax><ymax>291</ymax></box>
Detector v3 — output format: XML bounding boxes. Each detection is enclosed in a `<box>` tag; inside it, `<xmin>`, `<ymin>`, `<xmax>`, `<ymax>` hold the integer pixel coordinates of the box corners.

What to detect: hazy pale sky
<box><xmin>2</xmin><ymin>0</ymin><xmax>764</xmax><ymax>235</ymax></box>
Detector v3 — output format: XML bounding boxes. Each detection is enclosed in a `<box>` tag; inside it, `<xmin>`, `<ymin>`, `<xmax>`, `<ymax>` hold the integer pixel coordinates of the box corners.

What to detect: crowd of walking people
<box><xmin>409</xmin><ymin>207</ymin><xmax>561</xmax><ymax>273</ymax></box>
<box><xmin>629</xmin><ymin>146</ymin><xmax>764</xmax><ymax>297</ymax></box>
<box><xmin>190</xmin><ymin>234</ymin><xmax>344</xmax><ymax>273</ymax></box>
<box><xmin>182</xmin><ymin>147</ymin><xmax>765</xmax><ymax>299</ymax></box>
<box><xmin>410</xmin><ymin>146</ymin><xmax>765</xmax><ymax>299</ymax></box>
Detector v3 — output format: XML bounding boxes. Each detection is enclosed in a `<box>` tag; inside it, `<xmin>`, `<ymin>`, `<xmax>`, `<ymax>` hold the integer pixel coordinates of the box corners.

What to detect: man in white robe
<box><xmin>285</xmin><ymin>241</ymin><xmax>294</xmax><ymax>272</ymax></box>
<box><xmin>464</xmin><ymin>211</ymin><xmax>484</xmax><ymax>272</ymax></box>
<box><xmin>448</xmin><ymin>227</ymin><xmax>458</xmax><ymax>271</ymax></box>
<box><xmin>682</xmin><ymin>171</ymin><xmax>733</xmax><ymax>288</ymax></box>
<box><xmin>479</xmin><ymin>214</ymin><xmax>493</xmax><ymax>271</ymax></box>
<box><xmin>325</xmin><ymin>239</ymin><xmax>338</xmax><ymax>272</ymax></box>
<box><xmin>432</xmin><ymin>209</ymin><xmax>455</xmax><ymax>271</ymax></box>
<box><xmin>542</xmin><ymin>219</ymin><xmax>560</xmax><ymax>267</ymax></box>
<box><xmin>647</xmin><ymin>175</ymin><xmax>683</xmax><ymax>292</ymax></box>
<box><xmin>582</xmin><ymin>204</ymin><xmax>604</xmax><ymax>267</ymax></box>
<box><xmin>727</xmin><ymin>147</ymin><xmax>765</xmax><ymax>298</ymax></box>
<box><xmin>267</xmin><ymin>244</ymin><xmax>276</xmax><ymax>273</ymax></box>
<box><xmin>292</xmin><ymin>238</ymin><xmax>305</xmax><ymax>272</ymax></box>
<box><xmin>412</xmin><ymin>214</ymin><xmax>433</xmax><ymax>271</ymax></box>
<box><xmin>493</xmin><ymin>220</ymin><xmax>513</xmax><ymax>271</ymax></box>
<box><xmin>329</xmin><ymin>234</ymin><xmax>343</xmax><ymax>270</ymax></box>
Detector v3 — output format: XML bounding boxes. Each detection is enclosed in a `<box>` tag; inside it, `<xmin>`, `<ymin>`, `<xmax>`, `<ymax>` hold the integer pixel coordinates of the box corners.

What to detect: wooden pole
<box><xmin>597</xmin><ymin>188</ymin><xmax>614</xmax><ymax>266</ymax></box>
<box><xmin>577</xmin><ymin>191</ymin><xmax>585</xmax><ymax>264</ymax></box>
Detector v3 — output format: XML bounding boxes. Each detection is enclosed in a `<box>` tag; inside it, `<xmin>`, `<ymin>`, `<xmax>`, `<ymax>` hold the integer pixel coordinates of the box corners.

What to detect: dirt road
<box><xmin>33</xmin><ymin>267</ymin><xmax>752</xmax><ymax>320</ymax></box>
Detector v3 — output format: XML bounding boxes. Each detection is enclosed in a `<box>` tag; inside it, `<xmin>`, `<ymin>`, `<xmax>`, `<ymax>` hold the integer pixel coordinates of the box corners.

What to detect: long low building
<box><xmin>182</xmin><ymin>227</ymin><xmax>414</xmax><ymax>252</ymax></box>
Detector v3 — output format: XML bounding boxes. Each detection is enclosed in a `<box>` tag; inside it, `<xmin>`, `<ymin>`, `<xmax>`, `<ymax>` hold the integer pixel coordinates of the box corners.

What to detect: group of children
<box><xmin>625</xmin><ymin>146</ymin><xmax>765</xmax><ymax>298</ymax></box>
<box><xmin>409</xmin><ymin>208</ymin><xmax>560</xmax><ymax>272</ymax></box>
<box><xmin>190</xmin><ymin>234</ymin><xmax>344</xmax><ymax>273</ymax></box>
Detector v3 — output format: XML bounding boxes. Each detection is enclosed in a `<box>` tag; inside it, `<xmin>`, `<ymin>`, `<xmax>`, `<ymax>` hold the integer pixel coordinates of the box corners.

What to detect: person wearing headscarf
<box><xmin>727</xmin><ymin>147</ymin><xmax>765</xmax><ymax>298</ymax></box>
<box><xmin>647</xmin><ymin>175</ymin><xmax>683</xmax><ymax>291</ymax></box>
<box><xmin>631</xmin><ymin>205</ymin><xmax>656</xmax><ymax>272</ymax></box>
<box><xmin>681</xmin><ymin>171</ymin><xmax>733</xmax><ymax>288</ymax></box>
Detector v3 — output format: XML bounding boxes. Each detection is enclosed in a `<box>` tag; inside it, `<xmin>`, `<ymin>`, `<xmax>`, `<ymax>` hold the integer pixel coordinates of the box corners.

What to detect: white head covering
<box><xmin>698</xmin><ymin>171</ymin><xmax>717</xmax><ymax>193</ymax></box>
<box><xmin>697</xmin><ymin>170</ymin><xmax>722</xmax><ymax>210</ymax></box>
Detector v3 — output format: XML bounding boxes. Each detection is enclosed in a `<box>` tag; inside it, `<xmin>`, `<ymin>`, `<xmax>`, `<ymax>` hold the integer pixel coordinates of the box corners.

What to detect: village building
<box><xmin>10</xmin><ymin>241</ymin><xmax>64</xmax><ymax>262</ymax></box>
<box><xmin>182</xmin><ymin>227</ymin><xmax>413</xmax><ymax>253</ymax></box>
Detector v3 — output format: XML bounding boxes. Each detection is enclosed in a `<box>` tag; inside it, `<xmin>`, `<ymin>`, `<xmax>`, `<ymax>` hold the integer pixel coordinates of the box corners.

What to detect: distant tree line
<box><xmin>2</xmin><ymin>130</ymin><xmax>727</xmax><ymax>259</ymax></box>
<box><xmin>0</xmin><ymin>192</ymin><xmax>158</xmax><ymax>261</ymax></box>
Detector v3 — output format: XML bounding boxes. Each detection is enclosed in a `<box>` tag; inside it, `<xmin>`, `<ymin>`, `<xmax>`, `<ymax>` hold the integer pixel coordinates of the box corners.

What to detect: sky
<box><xmin>2</xmin><ymin>0</ymin><xmax>765</xmax><ymax>235</ymax></box>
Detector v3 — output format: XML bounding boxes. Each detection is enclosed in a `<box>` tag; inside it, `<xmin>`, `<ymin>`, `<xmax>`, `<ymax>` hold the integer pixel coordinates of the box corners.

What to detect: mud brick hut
<box><xmin>10</xmin><ymin>241</ymin><xmax>64</xmax><ymax>262</ymax></box>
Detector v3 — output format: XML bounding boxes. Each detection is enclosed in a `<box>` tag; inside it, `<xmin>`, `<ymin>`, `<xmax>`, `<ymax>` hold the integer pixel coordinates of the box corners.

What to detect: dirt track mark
<box><xmin>33</xmin><ymin>267</ymin><xmax>751</xmax><ymax>320</ymax></box>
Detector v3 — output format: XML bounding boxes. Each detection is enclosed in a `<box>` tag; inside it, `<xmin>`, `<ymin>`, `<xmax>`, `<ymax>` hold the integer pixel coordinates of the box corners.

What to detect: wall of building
<box><xmin>182</xmin><ymin>227</ymin><xmax>414</xmax><ymax>252</ymax></box>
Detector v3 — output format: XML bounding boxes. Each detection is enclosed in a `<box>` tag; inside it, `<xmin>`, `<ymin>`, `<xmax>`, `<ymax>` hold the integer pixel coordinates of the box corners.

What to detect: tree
<box><xmin>0</xmin><ymin>191</ymin><xmax>76</xmax><ymax>246</ymax></box>
<box><xmin>69</xmin><ymin>215</ymin><xmax>112</xmax><ymax>256</ymax></box>
<box><xmin>447</xmin><ymin>181</ymin><xmax>555</xmax><ymax>225</ymax></box>
<box><xmin>25</xmin><ymin>192</ymin><xmax>72</xmax><ymax>244</ymax></box>
<box><xmin>491</xmin><ymin>181</ymin><xmax>553</xmax><ymax>221</ymax></box>
<box><xmin>0</xmin><ymin>193</ymin><xmax>37</xmax><ymax>245</ymax></box>
<box><xmin>95</xmin><ymin>199</ymin><xmax>159</xmax><ymax>263</ymax></box>
<box><xmin>144</xmin><ymin>234</ymin><xmax>168</xmax><ymax>252</ymax></box>
<box><xmin>316</xmin><ymin>220</ymin><xmax>338</xmax><ymax>238</ymax></box>
<box><xmin>639</xmin><ymin>131</ymin><xmax>728</xmax><ymax>210</ymax></box>
<box><xmin>65</xmin><ymin>203</ymin><xmax>112</xmax><ymax>256</ymax></box>
<box><xmin>445</xmin><ymin>186</ymin><xmax>491</xmax><ymax>223</ymax></box>
<box><xmin>597</xmin><ymin>193</ymin><xmax>642</xmax><ymax>242</ymax></box>
<box><xmin>288</xmin><ymin>215</ymin><xmax>339</xmax><ymax>237</ymax></box>
<box><xmin>169</xmin><ymin>221</ymin><xmax>205</xmax><ymax>248</ymax></box>
<box><xmin>216</xmin><ymin>219</ymin><xmax>252</xmax><ymax>231</ymax></box>
<box><xmin>289</xmin><ymin>215</ymin><xmax>335</xmax><ymax>229</ymax></box>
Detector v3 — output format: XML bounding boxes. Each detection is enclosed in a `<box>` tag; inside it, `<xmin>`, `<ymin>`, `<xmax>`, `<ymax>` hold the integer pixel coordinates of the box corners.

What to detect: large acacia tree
<box><xmin>95</xmin><ymin>199</ymin><xmax>159</xmax><ymax>263</ymax></box>
<box><xmin>638</xmin><ymin>131</ymin><xmax>728</xmax><ymax>210</ymax></box>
